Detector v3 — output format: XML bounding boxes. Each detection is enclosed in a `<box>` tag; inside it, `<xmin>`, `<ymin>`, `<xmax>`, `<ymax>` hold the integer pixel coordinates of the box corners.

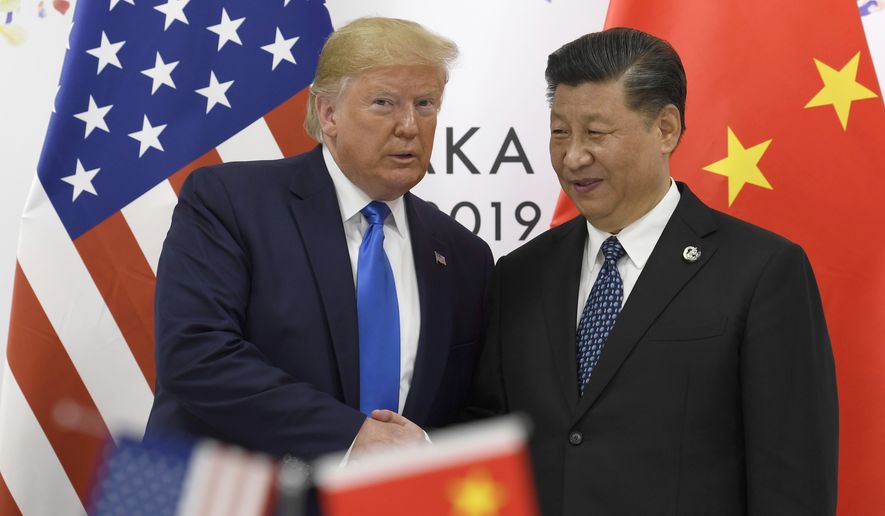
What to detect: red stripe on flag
<box><xmin>6</xmin><ymin>264</ymin><xmax>110</xmax><ymax>506</ymax></box>
<box><xmin>263</xmin><ymin>88</ymin><xmax>318</xmax><ymax>158</ymax></box>
<box><xmin>261</xmin><ymin>468</ymin><xmax>279</xmax><ymax>516</ymax></box>
<box><xmin>0</xmin><ymin>474</ymin><xmax>23</xmax><ymax>516</ymax></box>
<box><xmin>168</xmin><ymin>148</ymin><xmax>223</xmax><ymax>196</ymax></box>
<box><xmin>74</xmin><ymin>213</ymin><xmax>156</xmax><ymax>390</ymax></box>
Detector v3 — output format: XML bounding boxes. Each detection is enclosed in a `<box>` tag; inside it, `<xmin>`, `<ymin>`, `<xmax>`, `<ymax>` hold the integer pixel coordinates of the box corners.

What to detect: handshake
<box><xmin>351</xmin><ymin>410</ymin><xmax>428</xmax><ymax>458</ymax></box>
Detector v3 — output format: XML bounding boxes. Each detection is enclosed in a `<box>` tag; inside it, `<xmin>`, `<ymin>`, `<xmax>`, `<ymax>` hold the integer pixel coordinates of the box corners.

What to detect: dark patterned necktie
<box><xmin>576</xmin><ymin>236</ymin><xmax>626</xmax><ymax>396</ymax></box>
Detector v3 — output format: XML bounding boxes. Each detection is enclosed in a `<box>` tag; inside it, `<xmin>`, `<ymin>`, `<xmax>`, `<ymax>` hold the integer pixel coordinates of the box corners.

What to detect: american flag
<box><xmin>90</xmin><ymin>436</ymin><xmax>277</xmax><ymax>516</ymax></box>
<box><xmin>0</xmin><ymin>1</ymin><xmax>331</xmax><ymax>513</ymax></box>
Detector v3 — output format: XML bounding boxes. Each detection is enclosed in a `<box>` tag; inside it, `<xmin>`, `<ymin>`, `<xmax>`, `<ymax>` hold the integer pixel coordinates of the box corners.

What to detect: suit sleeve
<box><xmin>462</xmin><ymin>255</ymin><xmax>509</xmax><ymax>420</ymax></box>
<box><xmin>741</xmin><ymin>242</ymin><xmax>838</xmax><ymax>515</ymax></box>
<box><xmin>153</xmin><ymin>169</ymin><xmax>365</xmax><ymax>459</ymax></box>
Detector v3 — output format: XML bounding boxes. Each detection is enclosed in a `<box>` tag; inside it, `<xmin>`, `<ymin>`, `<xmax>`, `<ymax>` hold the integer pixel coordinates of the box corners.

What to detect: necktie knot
<box><xmin>601</xmin><ymin>236</ymin><xmax>625</xmax><ymax>264</ymax></box>
<box><xmin>361</xmin><ymin>201</ymin><xmax>390</xmax><ymax>226</ymax></box>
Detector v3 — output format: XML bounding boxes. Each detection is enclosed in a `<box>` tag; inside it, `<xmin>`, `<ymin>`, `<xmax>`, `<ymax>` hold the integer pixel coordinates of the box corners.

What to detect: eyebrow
<box><xmin>365</xmin><ymin>89</ymin><xmax>441</xmax><ymax>99</ymax></box>
<box><xmin>551</xmin><ymin>110</ymin><xmax>612</xmax><ymax>124</ymax></box>
<box><xmin>366</xmin><ymin>89</ymin><xmax>397</xmax><ymax>98</ymax></box>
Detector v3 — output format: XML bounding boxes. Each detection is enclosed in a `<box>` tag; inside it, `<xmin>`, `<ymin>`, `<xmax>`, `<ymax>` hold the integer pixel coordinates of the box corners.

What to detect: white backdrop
<box><xmin>0</xmin><ymin>0</ymin><xmax>611</xmax><ymax>371</ymax></box>
<box><xmin>326</xmin><ymin>0</ymin><xmax>610</xmax><ymax>257</ymax></box>
<box><xmin>1</xmin><ymin>0</ymin><xmax>883</xmax><ymax>373</ymax></box>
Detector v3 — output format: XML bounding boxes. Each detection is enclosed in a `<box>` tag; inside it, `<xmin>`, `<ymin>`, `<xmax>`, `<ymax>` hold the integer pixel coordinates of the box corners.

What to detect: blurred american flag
<box><xmin>90</xmin><ymin>436</ymin><xmax>276</xmax><ymax>516</ymax></box>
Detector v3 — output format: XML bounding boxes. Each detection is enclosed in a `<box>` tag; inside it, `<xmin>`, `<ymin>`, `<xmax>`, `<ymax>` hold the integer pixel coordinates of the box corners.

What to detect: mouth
<box><xmin>571</xmin><ymin>178</ymin><xmax>602</xmax><ymax>194</ymax></box>
<box><xmin>389</xmin><ymin>152</ymin><xmax>418</xmax><ymax>163</ymax></box>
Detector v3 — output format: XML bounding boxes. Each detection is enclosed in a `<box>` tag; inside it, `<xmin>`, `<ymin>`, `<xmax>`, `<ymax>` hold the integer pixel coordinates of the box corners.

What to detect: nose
<box><xmin>561</xmin><ymin>140</ymin><xmax>593</xmax><ymax>171</ymax></box>
<box><xmin>394</xmin><ymin>105</ymin><xmax>419</xmax><ymax>138</ymax></box>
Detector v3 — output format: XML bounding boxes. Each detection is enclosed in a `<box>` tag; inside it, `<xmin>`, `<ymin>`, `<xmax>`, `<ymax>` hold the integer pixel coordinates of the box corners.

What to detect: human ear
<box><xmin>657</xmin><ymin>104</ymin><xmax>682</xmax><ymax>153</ymax></box>
<box><xmin>316</xmin><ymin>94</ymin><xmax>338</xmax><ymax>138</ymax></box>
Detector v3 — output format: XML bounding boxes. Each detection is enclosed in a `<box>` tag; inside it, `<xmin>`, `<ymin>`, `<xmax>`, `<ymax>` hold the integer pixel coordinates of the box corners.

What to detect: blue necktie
<box><xmin>357</xmin><ymin>201</ymin><xmax>400</xmax><ymax>414</ymax></box>
<box><xmin>576</xmin><ymin>236</ymin><xmax>626</xmax><ymax>396</ymax></box>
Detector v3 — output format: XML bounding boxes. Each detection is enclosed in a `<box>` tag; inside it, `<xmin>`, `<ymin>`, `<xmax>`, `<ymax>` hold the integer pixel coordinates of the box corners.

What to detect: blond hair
<box><xmin>304</xmin><ymin>17</ymin><xmax>459</xmax><ymax>141</ymax></box>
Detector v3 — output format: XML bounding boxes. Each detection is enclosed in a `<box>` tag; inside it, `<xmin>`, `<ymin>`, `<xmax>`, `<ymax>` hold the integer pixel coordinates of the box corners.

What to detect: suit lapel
<box><xmin>542</xmin><ymin>217</ymin><xmax>587</xmax><ymax>411</ymax></box>
<box><xmin>402</xmin><ymin>195</ymin><xmax>453</xmax><ymax>422</ymax></box>
<box><xmin>287</xmin><ymin>146</ymin><xmax>360</xmax><ymax>408</ymax></box>
<box><xmin>574</xmin><ymin>184</ymin><xmax>719</xmax><ymax>422</ymax></box>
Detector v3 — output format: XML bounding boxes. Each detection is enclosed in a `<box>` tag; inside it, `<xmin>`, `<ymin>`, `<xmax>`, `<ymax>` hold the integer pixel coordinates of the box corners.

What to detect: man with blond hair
<box><xmin>145</xmin><ymin>17</ymin><xmax>493</xmax><ymax>461</ymax></box>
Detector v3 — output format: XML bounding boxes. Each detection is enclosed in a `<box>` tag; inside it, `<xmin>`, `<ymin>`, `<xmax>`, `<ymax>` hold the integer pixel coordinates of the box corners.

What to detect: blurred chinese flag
<box><xmin>315</xmin><ymin>416</ymin><xmax>539</xmax><ymax>516</ymax></box>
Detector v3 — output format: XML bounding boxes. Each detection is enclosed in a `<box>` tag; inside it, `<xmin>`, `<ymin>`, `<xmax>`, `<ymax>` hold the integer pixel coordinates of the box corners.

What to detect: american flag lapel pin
<box><xmin>434</xmin><ymin>251</ymin><xmax>447</xmax><ymax>266</ymax></box>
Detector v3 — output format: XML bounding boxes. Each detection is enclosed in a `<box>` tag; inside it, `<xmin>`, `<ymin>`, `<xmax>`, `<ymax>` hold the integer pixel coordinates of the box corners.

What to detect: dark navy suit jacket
<box><xmin>145</xmin><ymin>145</ymin><xmax>494</xmax><ymax>460</ymax></box>
<box><xmin>467</xmin><ymin>183</ymin><xmax>838</xmax><ymax>515</ymax></box>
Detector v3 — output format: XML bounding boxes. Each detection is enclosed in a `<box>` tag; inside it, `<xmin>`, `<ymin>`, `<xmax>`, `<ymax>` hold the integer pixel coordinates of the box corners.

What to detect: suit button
<box><xmin>568</xmin><ymin>431</ymin><xmax>583</xmax><ymax>446</ymax></box>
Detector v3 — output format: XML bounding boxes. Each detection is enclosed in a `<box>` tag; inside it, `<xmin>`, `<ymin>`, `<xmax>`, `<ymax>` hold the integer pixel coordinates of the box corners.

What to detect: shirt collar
<box><xmin>323</xmin><ymin>145</ymin><xmax>407</xmax><ymax>236</ymax></box>
<box><xmin>584</xmin><ymin>179</ymin><xmax>680</xmax><ymax>269</ymax></box>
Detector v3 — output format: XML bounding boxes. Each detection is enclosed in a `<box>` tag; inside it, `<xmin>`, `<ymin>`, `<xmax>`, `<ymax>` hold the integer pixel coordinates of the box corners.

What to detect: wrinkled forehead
<box><xmin>338</xmin><ymin>65</ymin><xmax>448</xmax><ymax>96</ymax></box>
<box><xmin>550</xmin><ymin>80</ymin><xmax>629</xmax><ymax>120</ymax></box>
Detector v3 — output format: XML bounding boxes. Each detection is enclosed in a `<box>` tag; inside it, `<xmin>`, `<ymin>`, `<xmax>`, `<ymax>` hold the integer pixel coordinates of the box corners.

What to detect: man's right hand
<box><xmin>351</xmin><ymin>410</ymin><xmax>425</xmax><ymax>458</ymax></box>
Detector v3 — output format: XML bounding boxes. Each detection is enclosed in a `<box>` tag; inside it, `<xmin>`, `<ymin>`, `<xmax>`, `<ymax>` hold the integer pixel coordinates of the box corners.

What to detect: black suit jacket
<box><xmin>145</xmin><ymin>145</ymin><xmax>494</xmax><ymax>460</ymax></box>
<box><xmin>468</xmin><ymin>183</ymin><xmax>837</xmax><ymax>515</ymax></box>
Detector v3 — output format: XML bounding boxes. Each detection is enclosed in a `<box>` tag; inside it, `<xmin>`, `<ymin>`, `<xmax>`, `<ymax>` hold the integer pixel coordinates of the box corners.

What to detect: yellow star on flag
<box><xmin>702</xmin><ymin>127</ymin><xmax>773</xmax><ymax>207</ymax></box>
<box><xmin>804</xmin><ymin>52</ymin><xmax>879</xmax><ymax>130</ymax></box>
<box><xmin>449</xmin><ymin>468</ymin><xmax>507</xmax><ymax>516</ymax></box>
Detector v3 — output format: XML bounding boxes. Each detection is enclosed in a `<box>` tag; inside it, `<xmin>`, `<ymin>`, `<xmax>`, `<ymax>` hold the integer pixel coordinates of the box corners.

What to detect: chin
<box><xmin>574</xmin><ymin>202</ymin><xmax>607</xmax><ymax>224</ymax></box>
<box><xmin>373</xmin><ymin>179</ymin><xmax>421</xmax><ymax>201</ymax></box>
<box><xmin>565</xmin><ymin>190</ymin><xmax>591</xmax><ymax>212</ymax></box>
<box><xmin>393</xmin><ymin>168</ymin><xmax>426</xmax><ymax>188</ymax></box>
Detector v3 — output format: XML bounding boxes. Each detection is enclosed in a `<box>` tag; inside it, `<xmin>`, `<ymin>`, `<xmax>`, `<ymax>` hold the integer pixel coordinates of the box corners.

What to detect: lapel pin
<box><xmin>682</xmin><ymin>246</ymin><xmax>701</xmax><ymax>263</ymax></box>
<box><xmin>434</xmin><ymin>251</ymin><xmax>447</xmax><ymax>266</ymax></box>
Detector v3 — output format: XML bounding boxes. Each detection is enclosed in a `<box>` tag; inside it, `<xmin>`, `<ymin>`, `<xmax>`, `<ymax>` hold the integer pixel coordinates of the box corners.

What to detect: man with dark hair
<box><xmin>467</xmin><ymin>27</ymin><xmax>838</xmax><ymax>515</ymax></box>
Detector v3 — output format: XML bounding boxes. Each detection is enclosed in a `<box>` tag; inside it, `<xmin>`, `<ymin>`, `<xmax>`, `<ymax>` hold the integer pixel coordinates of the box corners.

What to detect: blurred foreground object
<box><xmin>314</xmin><ymin>415</ymin><xmax>539</xmax><ymax>516</ymax></box>
<box><xmin>90</xmin><ymin>435</ymin><xmax>287</xmax><ymax>516</ymax></box>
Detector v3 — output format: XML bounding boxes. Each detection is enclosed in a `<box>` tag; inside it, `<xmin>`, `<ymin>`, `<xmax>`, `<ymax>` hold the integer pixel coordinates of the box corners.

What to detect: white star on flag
<box><xmin>195</xmin><ymin>72</ymin><xmax>234</xmax><ymax>113</ymax></box>
<box><xmin>73</xmin><ymin>95</ymin><xmax>113</xmax><ymax>138</ymax></box>
<box><xmin>61</xmin><ymin>160</ymin><xmax>101</xmax><ymax>201</ymax></box>
<box><xmin>261</xmin><ymin>28</ymin><xmax>299</xmax><ymax>70</ymax></box>
<box><xmin>86</xmin><ymin>31</ymin><xmax>125</xmax><ymax>74</ymax></box>
<box><xmin>207</xmin><ymin>8</ymin><xmax>245</xmax><ymax>51</ymax></box>
<box><xmin>154</xmin><ymin>0</ymin><xmax>190</xmax><ymax>31</ymax></box>
<box><xmin>141</xmin><ymin>52</ymin><xmax>179</xmax><ymax>95</ymax></box>
<box><xmin>109</xmin><ymin>0</ymin><xmax>135</xmax><ymax>11</ymax></box>
<box><xmin>128</xmin><ymin>115</ymin><xmax>167</xmax><ymax>157</ymax></box>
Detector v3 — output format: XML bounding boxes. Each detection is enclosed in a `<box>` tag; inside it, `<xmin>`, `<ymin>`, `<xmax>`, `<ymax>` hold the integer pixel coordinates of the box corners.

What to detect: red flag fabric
<box><xmin>315</xmin><ymin>417</ymin><xmax>540</xmax><ymax>516</ymax></box>
<box><xmin>551</xmin><ymin>2</ymin><xmax>885</xmax><ymax>514</ymax></box>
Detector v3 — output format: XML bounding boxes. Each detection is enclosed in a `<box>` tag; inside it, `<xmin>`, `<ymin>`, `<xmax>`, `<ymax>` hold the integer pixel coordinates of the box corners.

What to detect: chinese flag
<box><xmin>316</xmin><ymin>417</ymin><xmax>539</xmax><ymax>516</ymax></box>
<box><xmin>551</xmin><ymin>1</ymin><xmax>885</xmax><ymax>514</ymax></box>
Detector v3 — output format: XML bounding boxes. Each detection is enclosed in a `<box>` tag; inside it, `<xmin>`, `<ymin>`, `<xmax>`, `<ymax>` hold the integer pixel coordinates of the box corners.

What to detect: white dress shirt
<box><xmin>323</xmin><ymin>146</ymin><xmax>421</xmax><ymax>414</ymax></box>
<box><xmin>576</xmin><ymin>180</ymin><xmax>681</xmax><ymax>324</ymax></box>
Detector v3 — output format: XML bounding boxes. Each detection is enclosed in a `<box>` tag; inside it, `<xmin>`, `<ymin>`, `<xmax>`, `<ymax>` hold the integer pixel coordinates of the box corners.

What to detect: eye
<box><xmin>416</xmin><ymin>98</ymin><xmax>437</xmax><ymax>111</ymax></box>
<box><xmin>372</xmin><ymin>98</ymin><xmax>394</xmax><ymax>107</ymax></box>
<box><xmin>550</xmin><ymin>128</ymin><xmax>569</xmax><ymax>138</ymax></box>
